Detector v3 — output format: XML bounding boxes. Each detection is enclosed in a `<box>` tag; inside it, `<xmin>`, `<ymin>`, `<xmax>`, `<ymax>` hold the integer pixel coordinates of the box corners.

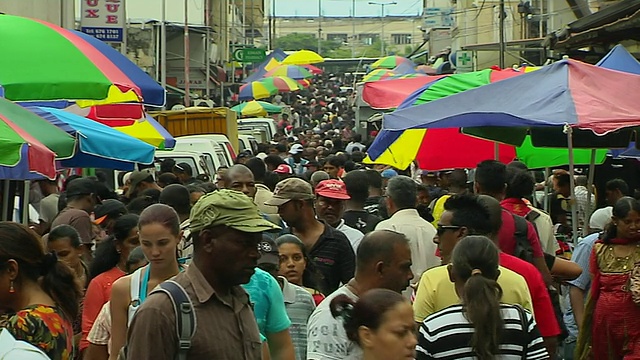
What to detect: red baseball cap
<box><xmin>274</xmin><ymin>164</ymin><xmax>293</xmax><ymax>174</ymax></box>
<box><xmin>315</xmin><ymin>179</ymin><xmax>350</xmax><ymax>200</ymax></box>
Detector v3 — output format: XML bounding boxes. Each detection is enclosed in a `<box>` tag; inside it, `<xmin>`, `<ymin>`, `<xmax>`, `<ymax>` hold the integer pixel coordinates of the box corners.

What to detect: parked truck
<box><xmin>149</xmin><ymin>107</ymin><xmax>239</xmax><ymax>153</ymax></box>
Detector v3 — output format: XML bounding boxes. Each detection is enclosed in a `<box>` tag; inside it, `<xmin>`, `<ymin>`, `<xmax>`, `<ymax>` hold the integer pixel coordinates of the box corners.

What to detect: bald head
<box><xmin>224</xmin><ymin>164</ymin><xmax>256</xmax><ymax>198</ymax></box>
<box><xmin>476</xmin><ymin>194</ymin><xmax>503</xmax><ymax>241</ymax></box>
<box><xmin>356</xmin><ymin>230</ymin><xmax>409</xmax><ymax>271</ymax></box>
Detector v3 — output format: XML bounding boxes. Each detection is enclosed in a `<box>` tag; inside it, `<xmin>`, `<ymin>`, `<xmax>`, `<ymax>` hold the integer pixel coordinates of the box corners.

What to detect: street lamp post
<box><xmin>368</xmin><ymin>1</ymin><xmax>396</xmax><ymax>57</ymax></box>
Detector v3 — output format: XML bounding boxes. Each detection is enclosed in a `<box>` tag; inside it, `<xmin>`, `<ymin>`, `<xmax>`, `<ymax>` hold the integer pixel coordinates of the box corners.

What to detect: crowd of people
<box><xmin>1</xmin><ymin>104</ymin><xmax>640</xmax><ymax>360</ymax></box>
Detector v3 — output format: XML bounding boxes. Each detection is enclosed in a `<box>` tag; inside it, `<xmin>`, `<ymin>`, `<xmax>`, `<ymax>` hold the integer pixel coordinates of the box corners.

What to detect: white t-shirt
<box><xmin>0</xmin><ymin>329</ymin><xmax>49</xmax><ymax>359</ymax></box>
<box><xmin>336</xmin><ymin>220</ymin><xmax>364</xmax><ymax>252</ymax></box>
<box><xmin>307</xmin><ymin>286</ymin><xmax>361</xmax><ymax>360</ymax></box>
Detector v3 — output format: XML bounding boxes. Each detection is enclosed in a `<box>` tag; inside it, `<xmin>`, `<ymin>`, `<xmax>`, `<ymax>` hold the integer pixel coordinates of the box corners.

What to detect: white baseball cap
<box><xmin>289</xmin><ymin>144</ymin><xmax>304</xmax><ymax>155</ymax></box>
<box><xmin>0</xmin><ymin>329</ymin><xmax>50</xmax><ymax>359</ymax></box>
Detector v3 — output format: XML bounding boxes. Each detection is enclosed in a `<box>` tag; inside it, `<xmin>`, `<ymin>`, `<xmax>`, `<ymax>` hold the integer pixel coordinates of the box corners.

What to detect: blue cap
<box><xmin>381</xmin><ymin>169</ymin><xmax>398</xmax><ymax>179</ymax></box>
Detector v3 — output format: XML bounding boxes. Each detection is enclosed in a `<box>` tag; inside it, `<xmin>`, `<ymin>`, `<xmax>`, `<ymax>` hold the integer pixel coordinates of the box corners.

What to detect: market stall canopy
<box><xmin>231</xmin><ymin>101</ymin><xmax>283</xmax><ymax>117</ymax></box>
<box><xmin>371</xmin><ymin>55</ymin><xmax>415</xmax><ymax>70</ymax></box>
<box><xmin>383</xmin><ymin>59</ymin><xmax>640</xmax><ymax>138</ymax></box>
<box><xmin>65</xmin><ymin>103</ymin><xmax>176</xmax><ymax>150</ymax></box>
<box><xmin>0</xmin><ymin>14</ymin><xmax>165</xmax><ymax>106</ymax></box>
<box><xmin>362</xmin><ymin>76</ymin><xmax>446</xmax><ymax>109</ymax></box>
<box><xmin>27</xmin><ymin>107</ymin><xmax>155</xmax><ymax>170</ymax></box>
<box><xmin>0</xmin><ymin>104</ymin><xmax>57</xmax><ymax>179</ymax></box>
<box><xmin>282</xmin><ymin>50</ymin><xmax>324</xmax><ymax>65</ymax></box>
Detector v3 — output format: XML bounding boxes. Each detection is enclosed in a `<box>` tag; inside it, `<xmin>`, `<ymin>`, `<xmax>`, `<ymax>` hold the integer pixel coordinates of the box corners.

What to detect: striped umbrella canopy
<box><xmin>231</xmin><ymin>101</ymin><xmax>283</xmax><ymax>117</ymax></box>
<box><xmin>371</xmin><ymin>55</ymin><xmax>415</xmax><ymax>70</ymax></box>
<box><xmin>362</xmin><ymin>69</ymin><xmax>396</xmax><ymax>82</ymax></box>
<box><xmin>28</xmin><ymin>107</ymin><xmax>156</xmax><ymax>170</ymax></box>
<box><xmin>0</xmin><ymin>14</ymin><xmax>165</xmax><ymax>106</ymax></box>
<box><xmin>264</xmin><ymin>65</ymin><xmax>313</xmax><ymax>80</ymax></box>
<box><xmin>239</xmin><ymin>76</ymin><xmax>300</xmax><ymax>100</ymax></box>
<box><xmin>65</xmin><ymin>103</ymin><xmax>176</xmax><ymax>150</ymax></box>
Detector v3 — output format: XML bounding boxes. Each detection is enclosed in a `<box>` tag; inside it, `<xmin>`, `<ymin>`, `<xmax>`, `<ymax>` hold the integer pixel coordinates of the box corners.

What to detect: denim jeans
<box><xmin>563</xmin><ymin>336</ymin><xmax>577</xmax><ymax>360</ymax></box>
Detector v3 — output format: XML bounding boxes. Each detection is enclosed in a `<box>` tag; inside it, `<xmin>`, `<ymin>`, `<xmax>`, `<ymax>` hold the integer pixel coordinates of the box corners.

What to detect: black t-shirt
<box><xmin>364</xmin><ymin>196</ymin><xmax>384</xmax><ymax>217</ymax></box>
<box><xmin>284</xmin><ymin>223</ymin><xmax>356</xmax><ymax>294</ymax></box>
<box><xmin>343</xmin><ymin>210</ymin><xmax>382</xmax><ymax>234</ymax></box>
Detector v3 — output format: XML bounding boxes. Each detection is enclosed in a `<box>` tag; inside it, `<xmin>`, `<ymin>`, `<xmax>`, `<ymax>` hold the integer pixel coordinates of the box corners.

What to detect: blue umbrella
<box><xmin>26</xmin><ymin>107</ymin><xmax>156</xmax><ymax>170</ymax></box>
<box><xmin>596</xmin><ymin>44</ymin><xmax>640</xmax><ymax>74</ymax></box>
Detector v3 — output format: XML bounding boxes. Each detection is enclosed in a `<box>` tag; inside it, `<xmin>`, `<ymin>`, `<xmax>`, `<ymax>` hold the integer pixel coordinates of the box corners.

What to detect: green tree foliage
<box><xmin>274</xmin><ymin>33</ymin><xmax>342</xmax><ymax>56</ymax></box>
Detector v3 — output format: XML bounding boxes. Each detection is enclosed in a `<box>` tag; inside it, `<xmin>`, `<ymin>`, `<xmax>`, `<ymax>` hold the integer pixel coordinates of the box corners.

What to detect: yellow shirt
<box><xmin>413</xmin><ymin>265</ymin><xmax>534</xmax><ymax>323</ymax></box>
<box><xmin>430</xmin><ymin>194</ymin><xmax>451</xmax><ymax>228</ymax></box>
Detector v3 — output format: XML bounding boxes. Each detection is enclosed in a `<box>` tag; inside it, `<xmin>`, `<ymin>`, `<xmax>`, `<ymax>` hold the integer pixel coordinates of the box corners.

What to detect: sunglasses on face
<box><xmin>436</xmin><ymin>225</ymin><xmax>462</xmax><ymax>236</ymax></box>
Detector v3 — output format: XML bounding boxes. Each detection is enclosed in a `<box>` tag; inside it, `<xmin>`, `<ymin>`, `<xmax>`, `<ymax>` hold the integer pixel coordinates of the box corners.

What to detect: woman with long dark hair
<box><xmin>80</xmin><ymin>214</ymin><xmax>139</xmax><ymax>353</ymax></box>
<box><xmin>576</xmin><ymin>197</ymin><xmax>640</xmax><ymax>359</ymax></box>
<box><xmin>108</xmin><ymin>204</ymin><xmax>183</xmax><ymax>360</ymax></box>
<box><xmin>330</xmin><ymin>288</ymin><xmax>417</xmax><ymax>360</ymax></box>
<box><xmin>0</xmin><ymin>222</ymin><xmax>81</xmax><ymax>359</ymax></box>
<box><xmin>416</xmin><ymin>236</ymin><xmax>548</xmax><ymax>359</ymax></box>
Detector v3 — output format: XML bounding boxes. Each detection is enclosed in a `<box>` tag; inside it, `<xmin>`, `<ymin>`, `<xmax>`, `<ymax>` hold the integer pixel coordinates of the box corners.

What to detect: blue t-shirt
<box><xmin>563</xmin><ymin>232</ymin><xmax>599</xmax><ymax>339</ymax></box>
<box><xmin>242</xmin><ymin>268</ymin><xmax>292</xmax><ymax>336</ymax></box>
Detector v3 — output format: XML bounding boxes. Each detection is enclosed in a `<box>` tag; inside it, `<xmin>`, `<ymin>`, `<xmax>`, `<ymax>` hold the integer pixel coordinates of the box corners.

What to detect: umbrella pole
<box><xmin>543</xmin><ymin>167</ymin><xmax>550</xmax><ymax>213</ymax></box>
<box><xmin>1</xmin><ymin>180</ymin><xmax>9</xmax><ymax>221</ymax></box>
<box><xmin>584</xmin><ymin>148</ymin><xmax>597</xmax><ymax>238</ymax></box>
<box><xmin>565</xmin><ymin>124</ymin><xmax>578</xmax><ymax>242</ymax></box>
<box><xmin>494</xmin><ymin>142</ymin><xmax>500</xmax><ymax>161</ymax></box>
<box><xmin>22</xmin><ymin>180</ymin><xmax>30</xmax><ymax>225</ymax></box>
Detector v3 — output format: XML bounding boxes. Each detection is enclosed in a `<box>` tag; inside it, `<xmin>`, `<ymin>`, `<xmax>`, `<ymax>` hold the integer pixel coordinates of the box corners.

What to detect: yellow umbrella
<box><xmin>282</xmin><ymin>50</ymin><xmax>324</xmax><ymax>65</ymax></box>
<box><xmin>264</xmin><ymin>58</ymin><xmax>281</xmax><ymax>71</ymax></box>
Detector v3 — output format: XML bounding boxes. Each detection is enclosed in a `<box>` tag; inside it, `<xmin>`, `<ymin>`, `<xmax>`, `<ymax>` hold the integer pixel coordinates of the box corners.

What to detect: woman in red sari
<box><xmin>576</xmin><ymin>197</ymin><xmax>640</xmax><ymax>359</ymax></box>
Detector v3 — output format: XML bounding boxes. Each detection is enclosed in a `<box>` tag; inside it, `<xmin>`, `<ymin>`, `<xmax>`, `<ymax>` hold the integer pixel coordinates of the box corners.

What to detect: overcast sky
<box><xmin>273</xmin><ymin>0</ymin><xmax>424</xmax><ymax>17</ymax></box>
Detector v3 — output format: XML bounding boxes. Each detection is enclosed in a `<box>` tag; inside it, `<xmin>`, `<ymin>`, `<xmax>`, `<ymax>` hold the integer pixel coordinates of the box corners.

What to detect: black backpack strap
<box><xmin>152</xmin><ymin>280</ymin><xmax>196</xmax><ymax>360</ymax></box>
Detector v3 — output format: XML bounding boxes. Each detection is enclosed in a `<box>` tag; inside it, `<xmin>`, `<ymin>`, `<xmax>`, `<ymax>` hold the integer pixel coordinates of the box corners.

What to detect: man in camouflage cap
<box><xmin>125</xmin><ymin>189</ymin><xmax>279</xmax><ymax>359</ymax></box>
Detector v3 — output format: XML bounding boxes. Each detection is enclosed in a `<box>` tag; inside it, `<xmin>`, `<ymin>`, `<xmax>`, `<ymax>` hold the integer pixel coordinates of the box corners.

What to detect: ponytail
<box><xmin>451</xmin><ymin>235</ymin><xmax>503</xmax><ymax>360</ymax></box>
<box><xmin>463</xmin><ymin>271</ymin><xmax>503</xmax><ymax>360</ymax></box>
<box><xmin>40</xmin><ymin>253</ymin><xmax>82</xmax><ymax>320</ymax></box>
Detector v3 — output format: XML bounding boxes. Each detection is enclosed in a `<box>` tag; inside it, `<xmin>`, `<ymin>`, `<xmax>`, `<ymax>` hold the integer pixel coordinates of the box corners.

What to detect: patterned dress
<box><xmin>3</xmin><ymin>304</ymin><xmax>74</xmax><ymax>360</ymax></box>
<box><xmin>579</xmin><ymin>241</ymin><xmax>640</xmax><ymax>359</ymax></box>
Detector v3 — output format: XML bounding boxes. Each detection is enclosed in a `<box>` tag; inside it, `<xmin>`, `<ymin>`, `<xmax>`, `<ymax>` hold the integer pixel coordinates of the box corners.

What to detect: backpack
<box><xmin>513</xmin><ymin>214</ymin><xmax>534</xmax><ymax>264</ymax></box>
<box><xmin>118</xmin><ymin>280</ymin><xmax>196</xmax><ymax>360</ymax></box>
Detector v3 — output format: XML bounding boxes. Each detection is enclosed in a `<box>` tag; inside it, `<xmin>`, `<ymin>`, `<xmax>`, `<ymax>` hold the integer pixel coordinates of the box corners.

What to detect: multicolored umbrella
<box><xmin>362</xmin><ymin>69</ymin><xmax>396</xmax><ymax>82</ymax></box>
<box><xmin>282</xmin><ymin>50</ymin><xmax>324</xmax><ymax>65</ymax></box>
<box><xmin>387</xmin><ymin>73</ymin><xmax>427</xmax><ymax>80</ymax></box>
<box><xmin>367</xmin><ymin>66</ymin><xmax>609</xmax><ymax>170</ymax></box>
<box><xmin>0</xmin><ymin>14</ymin><xmax>165</xmax><ymax>106</ymax></box>
<box><xmin>238</xmin><ymin>77</ymin><xmax>300</xmax><ymax>100</ymax></box>
<box><xmin>28</xmin><ymin>107</ymin><xmax>156</xmax><ymax>170</ymax></box>
<box><xmin>302</xmin><ymin>64</ymin><xmax>323</xmax><ymax>74</ymax></box>
<box><xmin>371</xmin><ymin>56</ymin><xmax>414</xmax><ymax>70</ymax></box>
<box><xmin>65</xmin><ymin>103</ymin><xmax>176</xmax><ymax>150</ymax></box>
<box><xmin>0</xmin><ymin>105</ymin><xmax>57</xmax><ymax>179</ymax></box>
<box><xmin>384</xmin><ymin>59</ymin><xmax>640</xmax><ymax>139</ymax></box>
<box><xmin>265</xmin><ymin>65</ymin><xmax>313</xmax><ymax>80</ymax></box>
<box><xmin>231</xmin><ymin>101</ymin><xmax>283</xmax><ymax>117</ymax></box>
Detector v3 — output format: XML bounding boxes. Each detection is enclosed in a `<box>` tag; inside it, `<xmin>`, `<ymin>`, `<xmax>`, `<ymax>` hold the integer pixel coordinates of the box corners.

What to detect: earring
<box><xmin>9</xmin><ymin>281</ymin><xmax>14</xmax><ymax>293</ymax></box>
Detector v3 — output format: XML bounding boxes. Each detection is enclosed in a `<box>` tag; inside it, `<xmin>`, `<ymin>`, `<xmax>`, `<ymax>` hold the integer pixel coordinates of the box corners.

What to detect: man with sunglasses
<box><xmin>413</xmin><ymin>193</ymin><xmax>533</xmax><ymax>324</ymax></box>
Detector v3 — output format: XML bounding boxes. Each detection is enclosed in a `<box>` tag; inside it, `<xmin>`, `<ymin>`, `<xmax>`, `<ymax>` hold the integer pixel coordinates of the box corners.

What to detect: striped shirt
<box><xmin>281</xmin><ymin>278</ymin><xmax>316</xmax><ymax>360</ymax></box>
<box><xmin>416</xmin><ymin>304</ymin><xmax>548</xmax><ymax>360</ymax></box>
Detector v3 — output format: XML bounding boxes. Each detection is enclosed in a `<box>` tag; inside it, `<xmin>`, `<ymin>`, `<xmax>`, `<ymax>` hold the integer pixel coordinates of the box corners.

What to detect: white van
<box><xmin>177</xmin><ymin>134</ymin><xmax>235</xmax><ymax>166</ymax></box>
<box><xmin>154</xmin><ymin>150</ymin><xmax>212</xmax><ymax>177</ymax></box>
<box><xmin>172</xmin><ymin>138</ymin><xmax>231</xmax><ymax>172</ymax></box>
<box><xmin>238</xmin><ymin>134</ymin><xmax>259</xmax><ymax>154</ymax></box>
<box><xmin>237</xmin><ymin>118</ymin><xmax>278</xmax><ymax>141</ymax></box>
